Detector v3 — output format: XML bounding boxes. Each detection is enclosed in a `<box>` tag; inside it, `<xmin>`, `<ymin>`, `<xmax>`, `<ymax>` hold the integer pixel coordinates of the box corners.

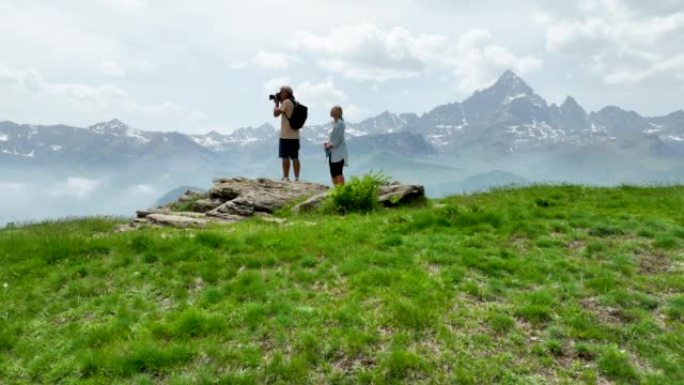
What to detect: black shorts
<box><xmin>329</xmin><ymin>159</ymin><xmax>344</xmax><ymax>178</ymax></box>
<box><xmin>279</xmin><ymin>139</ymin><xmax>300</xmax><ymax>159</ymax></box>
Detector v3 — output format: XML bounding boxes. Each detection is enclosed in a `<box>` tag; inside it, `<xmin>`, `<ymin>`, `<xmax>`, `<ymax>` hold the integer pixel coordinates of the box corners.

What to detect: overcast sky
<box><xmin>0</xmin><ymin>0</ymin><xmax>682</xmax><ymax>133</ymax></box>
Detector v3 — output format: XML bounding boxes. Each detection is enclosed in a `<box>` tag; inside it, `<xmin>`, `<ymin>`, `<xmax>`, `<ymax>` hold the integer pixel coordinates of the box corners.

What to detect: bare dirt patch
<box><xmin>509</xmin><ymin>236</ymin><xmax>530</xmax><ymax>253</ymax></box>
<box><xmin>635</xmin><ymin>250</ymin><xmax>671</xmax><ymax>274</ymax></box>
<box><xmin>580</xmin><ymin>298</ymin><xmax>631</xmax><ymax>325</ymax></box>
<box><xmin>567</xmin><ymin>240</ymin><xmax>586</xmax><ymax>253</ymax></box>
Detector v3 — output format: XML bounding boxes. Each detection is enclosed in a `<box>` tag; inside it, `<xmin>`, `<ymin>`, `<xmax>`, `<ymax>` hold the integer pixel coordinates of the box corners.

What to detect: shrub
<box><xmin>487</xmin><ymin>312</ymin><xmax>515</xmax><ymax>334</ymax></box>
<box><xmin>516</xmin><ymin>304</ymin><xmax>553</xmax><ymax>325</ymax></box>
<box><xmin>665</xmin><ymin>295</ymin><xmax>684</xmax><ymax>321</ymax></box>
<box><xmin>200</xmin><ymin>286</ymin><xmax>224</xmax><ymax>305</ymax></box>
<box><xmin>597</xmin><ymin>345</ymin><xmax>639</xmax><ymax>383</ymax></box>
<box><xmin>653</xmin><ymin>235</ymin><xmax>679</xmax><ymax>250</ymax></box>
<box><xmin>0</xmin><ymin>326</ymin><xmax>18</xmax><ymax>352</ymax></box>
<box><xmin>545</xmin><ymin>339</ymin><xmax>564</xmax><ymax>356</ymax></box>
<box><xmin>589</xmin><ymin>226</ymin><xmax>625</xmax><ymax>237</ymax></box>
<box><xmin>195</xmin><ymin>231</ymin><xmax>227</xmax><ymax>249</ymax></box>
<box><xmin>377</xmin><ymin>348</ymin><xmax>427</xmax><ymax>382</ymax></box>
<box><xmin>574</xmin><ymin>342</ymin><xmax>598</xmax><ymax>360</ymax></box>
<box><xmin>324</xmin><ymin>173</ymin><xmax>387</xmax><ymax>214</ymax></box>
<box><xmin>117</xmin><ymin>342</ymin><xmax>193</xmax><ymax>375</ymax></box>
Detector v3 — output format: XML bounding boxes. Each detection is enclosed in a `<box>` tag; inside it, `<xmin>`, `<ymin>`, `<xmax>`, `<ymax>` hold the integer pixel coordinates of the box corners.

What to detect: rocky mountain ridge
<box><xmin>2</xmin><ymin>70</ymin><xmax>682</xmax><ymax>167</ymax></box>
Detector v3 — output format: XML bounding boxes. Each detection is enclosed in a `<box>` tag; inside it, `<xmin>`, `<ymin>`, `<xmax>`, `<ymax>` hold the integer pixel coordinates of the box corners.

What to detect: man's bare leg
<box><xmin>282</xmin><ymin>158</ymin><xmax>290</xmax><ymax>180</ymax></box>
<box><xmin>293</xmin><ymin>159</ymin><xmax>301</xmax><ymax>181</ymax></box>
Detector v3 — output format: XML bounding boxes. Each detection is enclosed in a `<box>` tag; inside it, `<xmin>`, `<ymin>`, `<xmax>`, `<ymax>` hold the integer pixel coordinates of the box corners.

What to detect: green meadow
<box><xmin>1</xmin><ymin>185</ymin><xmax>683</xmax><ymax>384</ymax></box>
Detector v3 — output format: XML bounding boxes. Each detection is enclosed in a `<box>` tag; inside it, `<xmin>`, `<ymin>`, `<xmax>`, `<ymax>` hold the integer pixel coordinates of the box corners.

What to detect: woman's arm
<box><xmin>329</xmin><ymin>121</ymin><xmax>345</xmax><ymax>148</ymax></box>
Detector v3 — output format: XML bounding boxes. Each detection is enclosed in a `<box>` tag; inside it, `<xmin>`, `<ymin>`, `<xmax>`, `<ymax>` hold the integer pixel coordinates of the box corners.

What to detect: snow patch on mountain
<box><xmin>645</xmin><ymin>123</ymin><xmax>665</xmax><ymax>134</ymax></box>
<box><xmin>435</xmin><ymin>124</ymin><xmax>466</xmax><ymax>130</ymax></box>
<box><xmin>1</xmin><ymin>148</ymin><xmax>34</xmax><ymax>157</ymax></box>
<box><xmin>191</xmin><ymin>135</ymin><xmax>228</xmax><ymax>150</ymax></box>
<box><xmin>504</xmin><ymin>93</ymin><xmax>529</xmax><ymax>105</ymax></box>
<box><xmin>426</xmin><ymin>134</ymin><xmax>453</xmax><ymax>147</ymax></box>
<box><xmin>345</xmin><ymin>127</ymin><xmax>368</xmax><ymax>137</ymax></box>
<box><xmin>507</xmin><ymin>121</ymin><xmax>566</xmax><ymax>143</ymax></box>
<box><xmin>588</xmin><ymin>123</ymin><xmax>605</xmax><ymax>133</ymax></box>
<box><xmin>90</xmin><ymin>119</ymin><xmax>125</xmax><ymax>134</ymax></box>
<box><xmin>124</xmin><ymin>129</ymin><xmax>150</xmax><ymax>144</ymax></box>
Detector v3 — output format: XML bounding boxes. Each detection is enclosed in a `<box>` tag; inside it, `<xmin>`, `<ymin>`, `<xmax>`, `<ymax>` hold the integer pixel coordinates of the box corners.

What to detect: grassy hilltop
<box><xmin>1</xmin><ymin>185</ymin><xmax>683</xmax><ymax>384</ymax></box>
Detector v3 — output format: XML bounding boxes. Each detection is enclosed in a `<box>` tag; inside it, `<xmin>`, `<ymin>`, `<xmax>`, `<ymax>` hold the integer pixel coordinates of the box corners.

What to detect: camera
<box><xmin>268</xmin><ymin>93</ymin><xmax>280</xmax><ymax>102</ymax></box>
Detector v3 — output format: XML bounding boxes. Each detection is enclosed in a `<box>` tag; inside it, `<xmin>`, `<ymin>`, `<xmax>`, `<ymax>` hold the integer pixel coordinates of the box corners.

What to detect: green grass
<box><xmin>1</xmin><ymin>185</ymin><xmax>683</xmax><ymax>384</ymax></box>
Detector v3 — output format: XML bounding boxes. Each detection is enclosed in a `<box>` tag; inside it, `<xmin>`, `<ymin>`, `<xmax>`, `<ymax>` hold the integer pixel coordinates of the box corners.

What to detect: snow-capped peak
<box><xmin>89</xmin><ymin>118</ymin><xmax>129</xmax><ymax>133</ymax></box>
<box><xmin>105</xmin><ymin>118</ymin><xmax>126</xmax><ymax>128</ymax></box>
<box><xmin>88</xmin><ymin>119</ymin><xmax>150</xmax><ymax>144</ymax></box>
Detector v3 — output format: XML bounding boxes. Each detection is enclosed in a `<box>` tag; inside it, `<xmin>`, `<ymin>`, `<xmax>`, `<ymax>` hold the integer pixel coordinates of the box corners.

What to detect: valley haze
<box><xmin>1</xmin><ymin>71</ymin><xmax>683</xmax><ymax>226</ymax></box>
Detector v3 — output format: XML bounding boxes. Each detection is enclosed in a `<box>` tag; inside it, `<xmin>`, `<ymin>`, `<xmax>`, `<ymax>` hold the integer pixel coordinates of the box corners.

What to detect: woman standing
<box><xmin>324</xmin><ymin>106</ymin><xmax>348</xmax><ymax>185</ymax></box>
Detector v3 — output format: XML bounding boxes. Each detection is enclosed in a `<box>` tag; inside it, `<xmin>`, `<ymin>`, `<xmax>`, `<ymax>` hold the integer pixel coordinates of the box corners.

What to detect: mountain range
<box><xmin>1</xmin><ymin>69</ymin><xmax>683</xmax><ymax>224</ymax></box>
<box><xmin>2</xmin><ymin>70</ymin><xmax>682</xmax><ymax>169</ymax></box>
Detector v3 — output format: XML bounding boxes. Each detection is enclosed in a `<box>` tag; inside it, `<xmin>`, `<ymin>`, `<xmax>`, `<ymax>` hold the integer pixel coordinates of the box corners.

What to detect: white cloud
<box><xmin>0</xmin><ymin>182</ymin><xmax>25</xmax><ymax>192</ymax></box>
<box><xmin>295</xmin><ymin>79</ymin><xmax>346</xmax><ymax>106</ymax></box>
<box><xmin>0</xmin><ymin>1</ymin><xmax>681</xmax><ymax>129</ymax></box>
<box><xmin>295</xmin><ymin>79</ymin><xmax>347</xmax><ymax>123</ymax></box>
<box><xmin>103</xmin><ymin>0</ymin><xmax>148</xmax><ymax>11</ymax></box>
<box><xmin>292</xmin><ymin>23</ymin><xmax>541</xmax><ymax>93</ymax></box>
<box><xmin>132</xmin><ymin>60</ymin><xmax>157</xmax><ymax>73</ymax></box>
<box><xmin>0</xmin><ymin>65</ymin><xmax>212</xmax><ymax>132</ymax></box>
<box><xmin>16</xmin><ymin>69</ymin><xmax>129</xmax><ymax>110</ymax></box>
<box><xmin>604</xmin><ymin>54</ymin><xmax>684</xmax><ymax>84</ymax></box>
<box><xmin>535</xmin><ymin>0</ymin><xmax>684</xmax><ymax>85</ymax></box>
<box><xmin>50</xmin><ymin>177</ymin><xmax>102</xmax><ymax>198</ymax></box>
<box><xmin>262</xmin><ymin>77</ymin><xmax>291</xmax><ymax>94</ymax></box>
<box><xmin>448</xmin><ymin>29</ymin><xmax>542</xmax><ymax>93</ymax></box>
<box><xmin>292</xmin><ymin>23</ymin><xmax>441</xmax><ymax>81</ymax></box>
<box><xmin>230</xmin><ymin>61</ymin><xmax>249</xmax><ymax>70</ymax></box>
<box><xmin>132</xmin><ymin>184</ymin><xmax>155</xmax><ymax>194</ymax></box>
<box><xmin>98</xmin><ymin>61</ymin><xmax>126</xmax><ymax>77</ymax></box>
<box><xmin>0</xmin><ymin>4</ymin><xmax>121</xmax><ymax>73</ymax></box>
<box><xmin>253</xmin><ymin>51</ymin><xmax>294</xmax><ymax>71</ymax></box>
<box><xmin>342</xmin><ymin>104</ymin><xmax>367</xmax><ymax>122</ymax></box>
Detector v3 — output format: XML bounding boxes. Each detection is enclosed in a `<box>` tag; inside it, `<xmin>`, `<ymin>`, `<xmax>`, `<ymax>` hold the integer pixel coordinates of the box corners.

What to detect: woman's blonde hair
<box><xmin>332</xmin><ymin>105</ymin><xmax>343</xmax><ymax>119</ymax></box>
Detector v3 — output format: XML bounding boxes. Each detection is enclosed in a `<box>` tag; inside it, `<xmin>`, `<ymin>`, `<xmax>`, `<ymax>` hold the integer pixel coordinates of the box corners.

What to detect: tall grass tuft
<box><xmin>324</xmin><ymin>173</ymin><xmax>387</xmax><ymax>214</ymax></box>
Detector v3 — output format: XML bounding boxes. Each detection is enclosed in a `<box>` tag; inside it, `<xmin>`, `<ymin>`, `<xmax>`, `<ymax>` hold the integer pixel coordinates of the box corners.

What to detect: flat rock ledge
<box><xmin>118</xmin><ymin>177</ymin><xmax>424</xmax><ymax>231</ymax></box>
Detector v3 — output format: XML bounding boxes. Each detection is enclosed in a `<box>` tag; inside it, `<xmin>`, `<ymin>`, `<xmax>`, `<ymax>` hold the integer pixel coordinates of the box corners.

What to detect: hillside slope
<box><xmin>1</xmin><ymin>186</ymin><xmax>683</xmax><ymax>384</ymax></box>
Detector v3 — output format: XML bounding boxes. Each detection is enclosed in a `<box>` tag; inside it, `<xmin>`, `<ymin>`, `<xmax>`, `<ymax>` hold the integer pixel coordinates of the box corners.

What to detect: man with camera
<box><xmin>271</xmin><ymin>86</ymin><xmax>301</xmax><ymax>182</ymax></box>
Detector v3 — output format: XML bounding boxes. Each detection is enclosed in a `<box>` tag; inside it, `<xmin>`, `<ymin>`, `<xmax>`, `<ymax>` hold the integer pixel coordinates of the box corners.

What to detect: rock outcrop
<box><xmin>379</xmin><ymin>183</ymin><xmax>426</xmax><ymax>207</ymax></box>
<box><xmin>121</xmin><ymin>177</ymin><xmax>426</xmax><ymax>230</ymax></box>
<box><xmin>122</xmin><ymin>177</ymin><xmax>328</xmax><ymax>230</ymax></box>
<box><xmin>207</xmin><ymin>177</ymin><xmax>329</xmax><ymax>215</ymax></box>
